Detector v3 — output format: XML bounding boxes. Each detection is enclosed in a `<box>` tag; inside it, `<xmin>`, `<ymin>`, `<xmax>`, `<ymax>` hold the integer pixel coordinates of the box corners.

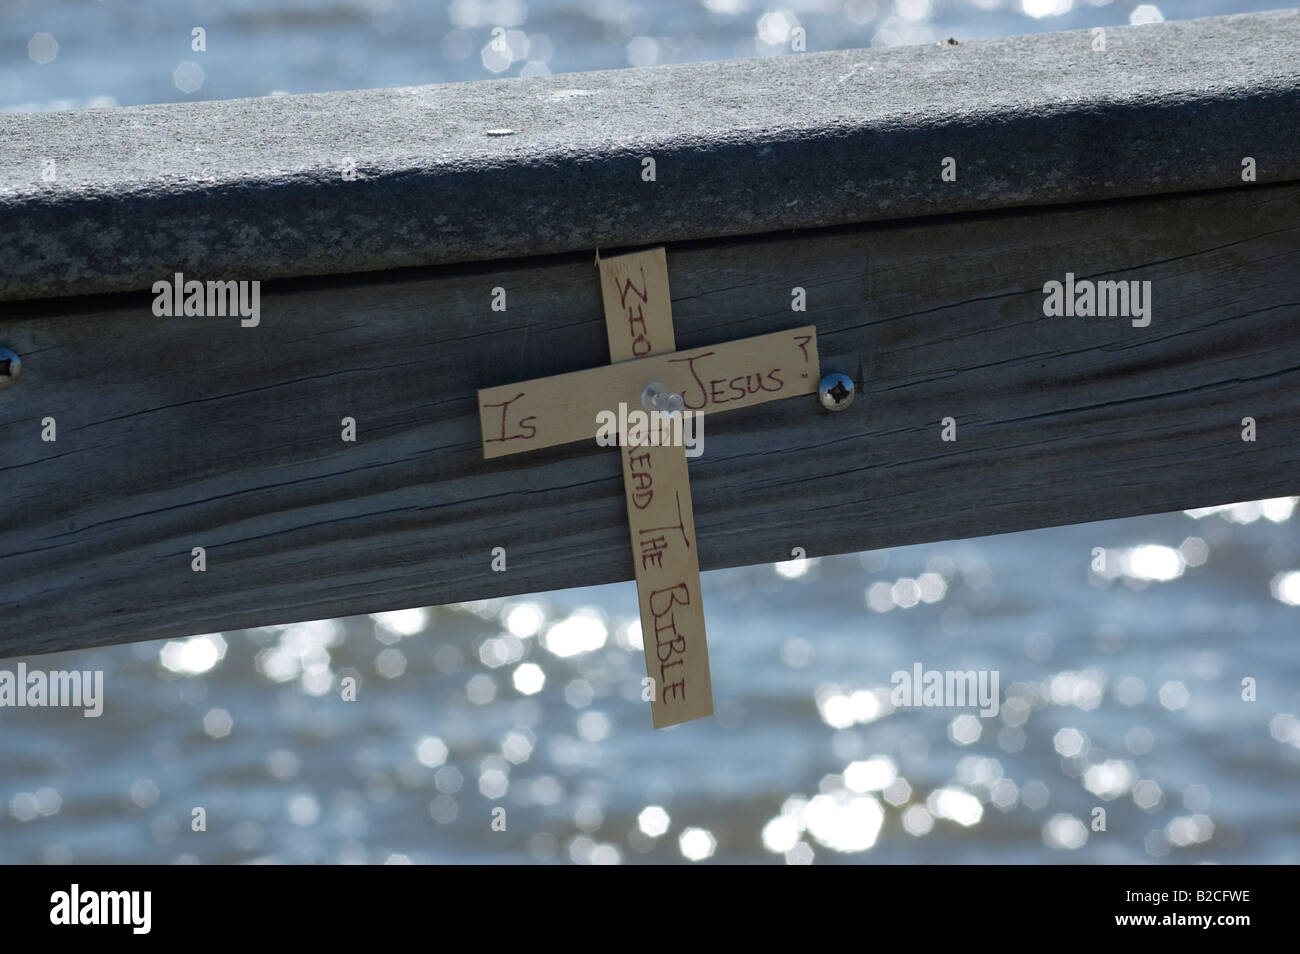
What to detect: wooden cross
<box><xmin>478</xmin><ymin>247</ymin><xmax>820</xmax><ymax>728</ymax></box>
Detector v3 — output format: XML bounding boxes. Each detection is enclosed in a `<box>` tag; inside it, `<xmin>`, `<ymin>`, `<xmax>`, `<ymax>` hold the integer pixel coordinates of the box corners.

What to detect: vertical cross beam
<box><xmin>598</xmin><ymin>248</ymin><xmax>712</xmax><ymax>727</ymax></box>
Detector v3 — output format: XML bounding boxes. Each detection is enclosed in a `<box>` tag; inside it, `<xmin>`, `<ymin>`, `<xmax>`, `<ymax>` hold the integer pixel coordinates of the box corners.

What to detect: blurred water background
<box><xmin>2</xmin><ymin>0</ymin><xmax>1291</xmax><ymax>111</ymax></box>
<box><xmin>3</xmin><ymin>0</ymin><xmax>1298</xmax><ymax>864</ymax></box>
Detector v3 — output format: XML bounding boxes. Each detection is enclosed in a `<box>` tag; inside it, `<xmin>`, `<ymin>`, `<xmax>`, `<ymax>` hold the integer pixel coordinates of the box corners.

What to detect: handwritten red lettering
<box><xmin>614</xmin><ymin>267</ymin><xmax>653</xmax><ymax>355</ymax></box>
<box><xmin>668</xmin><ymin>352</ymin><xmax>787</xmax><ymax>410</ymax></box>
<box><xmin>636</xmin><ymin>491</ymin><xmax>693</xmax><ymax>569</ymax></box>
<box><xmin>483</xmin><ymin>392</ymin><xmax>537</xmax><ymax>443</ymax></box>
<box><xmin>615</xmin><ymin>267</ymin><xmax>648</xmax><ymax>309</ymax></box>
<box><xmin>655</xmin><ymin>622</ymin><xmax>685</xmax><ymax>663</ymax></box>
<box><xmin>627</xmin><ymin>303</ymin><xmax>651</xmax><ymax>356</ymax></box>
<box><xmin>640</xmin><ymin>533</ymin><xmax>668</xmax><ymax>569</ymax></box>
<box><xmin>627</xmin><ymin>448</ymin><xmax>653</xmax><ymax>509</ymax></box>
<box><xmin>669</xmin><ymin>351</ymin><xmax>716</xmax><ymax>410</ymax></box>
<box><xmin>649</xmin><ymin>582</ymin><xmax>691</xmax><ymax>705</ymax></box>
<box><xmin>649</xmin><ymin>582</ymin><xmax>690</xmax><ymax>619</ymax></box>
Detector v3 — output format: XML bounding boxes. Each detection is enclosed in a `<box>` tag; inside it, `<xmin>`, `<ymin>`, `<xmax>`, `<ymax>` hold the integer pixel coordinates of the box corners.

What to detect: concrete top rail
<box><xmin>1</xmin><ymin>9</ymin><xmax>1298</xmax><ymax>302</ymax></box>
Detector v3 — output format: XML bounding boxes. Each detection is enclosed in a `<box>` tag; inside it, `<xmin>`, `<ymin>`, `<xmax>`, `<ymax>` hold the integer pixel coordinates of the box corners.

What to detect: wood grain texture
<box><xmin>3</xmin><ymin>11</ymin><xmax>1297</xmax><ymax>302</ymax></box>
<box><xmin>2</xmin><ymin>183</ymin><xmax>1299</xmax><ymax>657</ymax></box>
<box><xmin>600</xmin><ymin>248</ymin><xmax>674</xmax><ymax>357</ymax></box>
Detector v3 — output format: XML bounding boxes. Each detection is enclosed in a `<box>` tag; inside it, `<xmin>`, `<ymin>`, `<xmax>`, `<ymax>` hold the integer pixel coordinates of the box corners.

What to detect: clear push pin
<box><xmin>642</xmin><ymin>381</ymin><xmax>685</xmax><ymax>417</ymax></box>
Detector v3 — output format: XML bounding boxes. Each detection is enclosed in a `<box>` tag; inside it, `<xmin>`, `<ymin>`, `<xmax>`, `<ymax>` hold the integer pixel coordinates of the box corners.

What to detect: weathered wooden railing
<box><xmin>2</xmin><ymin>10</ymin><xmax>1298</xmax><ymax>657</ymax></box>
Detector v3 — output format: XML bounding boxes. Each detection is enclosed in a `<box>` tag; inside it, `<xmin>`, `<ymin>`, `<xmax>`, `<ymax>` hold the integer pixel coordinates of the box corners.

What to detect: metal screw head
<box><xmin>818</xmin><ymin>372</ymin><xmax>854</xmax><ymax>411</ymax></box>
<box><xmin>0</xmin><ymin>348</ymin><xmax>19</xmax><ymax>389</ymax></box>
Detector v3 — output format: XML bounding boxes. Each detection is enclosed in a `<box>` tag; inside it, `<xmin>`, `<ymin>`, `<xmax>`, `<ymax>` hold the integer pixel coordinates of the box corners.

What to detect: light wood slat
<box><xmin>598</xmin><ymin>248</ymin><xmax>713</xmax><ymax>727</ymax></box>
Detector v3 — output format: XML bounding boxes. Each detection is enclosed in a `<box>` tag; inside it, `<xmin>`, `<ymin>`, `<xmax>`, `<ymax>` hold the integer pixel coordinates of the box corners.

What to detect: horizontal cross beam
<box><xmin>477</xmin><ymin>326</ymin><xmax>818</xmax><ymax>458</ymax></box>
